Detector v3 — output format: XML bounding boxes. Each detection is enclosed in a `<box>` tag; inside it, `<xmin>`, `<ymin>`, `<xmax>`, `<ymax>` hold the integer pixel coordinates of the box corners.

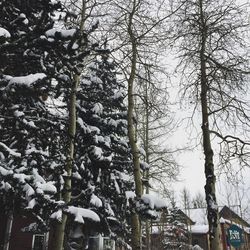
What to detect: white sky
<box><xmin>168</xmin><ymin>110</ymin><xmax>250</xmax><ymax>221</ymax></box>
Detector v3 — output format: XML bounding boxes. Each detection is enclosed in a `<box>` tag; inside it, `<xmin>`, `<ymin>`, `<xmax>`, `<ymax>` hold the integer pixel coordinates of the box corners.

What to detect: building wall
<box><xmin>221</xmin><ymin>222</ymin><xmax>250</xmax><ymax>250</ymax></box>
<box><xmin>151</xmin><ymin>232</ymin><xmax>164</xmax><ymax>250</ymax></box>
<box><xmin>0</xmin><ymin>212</ymin><xmax>43</xmax><ymax>250</ymax></box>
<box><xmin>9</xmin><ymin>215</ymin><xmax>34</xmax><ymax>250</ymax></box>
<box><xmin>192</xmin><ymin>234</ymin><xmax>209</xmax><ymax>250</ymax></box>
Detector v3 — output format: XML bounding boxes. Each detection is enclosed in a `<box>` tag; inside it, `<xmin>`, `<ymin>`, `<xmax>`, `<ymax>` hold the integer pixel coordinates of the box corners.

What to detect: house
<box><xmin>150</xmin><ymin>208</ymin><xmax>195</xmax><ymax>249</ymax></box>
<box><xmin>219</xmin><ymin>206</ymin><xmax>250</xmax><ymax>250</ymax></box>
<box><xmin>0</xmin><ymin>206</ymin><xmax>125</xmax><ymax>250</ymax></box>
<box><xmin>148</xmin><ymin>205</ymin><xmax>250</xmax><ymax>250</ymax></box>
<box><xmin>188</xmin><ymin>206</ymin><xmax>250</xmax><ymax>250</ymax></box>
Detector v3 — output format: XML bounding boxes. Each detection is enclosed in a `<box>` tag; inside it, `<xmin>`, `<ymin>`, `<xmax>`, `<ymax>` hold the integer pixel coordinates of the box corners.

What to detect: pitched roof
<box><xmin>219</xmin><ymin>205</ymin><xmax>250</xmax><ymax>227</ymax></box>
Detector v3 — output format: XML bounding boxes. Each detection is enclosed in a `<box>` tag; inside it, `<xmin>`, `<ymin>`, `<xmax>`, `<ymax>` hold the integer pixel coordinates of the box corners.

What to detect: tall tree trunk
<box><xmin>144</xmin><ymin>76</ymin><xmax>151</xmax><ymax>250</ymax></box>
<box><xmin>49</xmin><ymin>2</ymin><xmax>86</xmax><ymax>249</ymax></box>
<box><xmin>199</xmin><ymin>0</ymin><xmax>221</xmax><ymax>249</ymax></box>
<box><xmin>127</xmin><ymin>1</ymin><xmax>143</xmax><ymax>249</ymax></box>
<box><xmin>3</xmin><ymin>211</ymin><xmax>13</xmax><ymax>250</ymax></box>
<box><xmin>50</xmin><ymin>74</ymin><xmax>80</xmax><ymax>250</ymax></box>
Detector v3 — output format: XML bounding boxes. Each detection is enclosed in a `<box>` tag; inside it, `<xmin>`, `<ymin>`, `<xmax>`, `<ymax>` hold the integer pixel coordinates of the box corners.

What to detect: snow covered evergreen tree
<box><xmin>64</xmin><ymin>52</ymin><xmax>134</xmax><ymax>248</ymax></box>
<box><xmin>0</xmin><ymin>0</ymin><xmax>89</xmax><ymax>232</ymax></box>
<box><xmin>0</xmin><ymin>1</ymin><xmax>167</xmax><ymax>249</ymax></box>
<box><xmin>163</xmin><ymin>202</ymin><xmax>190</xmax><ymax>250</ymax></box>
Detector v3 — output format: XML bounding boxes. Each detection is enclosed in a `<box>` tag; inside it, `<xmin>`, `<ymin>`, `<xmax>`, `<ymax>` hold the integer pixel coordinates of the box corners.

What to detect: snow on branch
<box><xmin>66</xmin><ymin>206</ymin><xmax>100</xmax><ymax>224</ymax></box>
<box><xmin>0</xmin><ymin>166</ymin><xmax>14</xmax><ymax>176</ymax></box>
<box><xmin>50</xmin><ymin>210</ymin><xmax>63</xmax><ymax>222</ymax></box>
<box><xmin>5</xmin><ymin>73</ymin><xmax>47</xmax><ymax>90</ymax></box>
<box><xmin>45</xmin><ymin>28</ymin><xmax>76</xmax><ymax>38</ymax></box>
<box><xmin>0</xmin><ymin>27</ymin><xmax>11</xmax><ymax>38</ymax></box>
<box><xmin>0</xmin><ymin>142</ymin><xmax>21</xmax><ymax>157</ymax></box>
<box><xmin>141</xmin><ymin>193</ymin><xmax>167</xmax><ymax>210</ymax></box>
<box><xmin>125</xmin><ymin>191</ymin><xmax>136</xmax><ymax>200</ymax></box>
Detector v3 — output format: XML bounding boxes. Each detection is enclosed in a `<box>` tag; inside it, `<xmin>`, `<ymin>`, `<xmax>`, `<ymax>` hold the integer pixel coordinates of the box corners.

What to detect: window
<box><xmin>103</xmin><ymin>237</ymin><xmax>115</xmax><ymax>250</ymax></box>
<box><xmin>89</xmin><ymin>236</ymin><xmax>101</xmax><ymax>250</ymax></box>
<box><xmin>32</xmin><ymin>234</ymin><xmax>45</xmax><ymax>250</ymax></box>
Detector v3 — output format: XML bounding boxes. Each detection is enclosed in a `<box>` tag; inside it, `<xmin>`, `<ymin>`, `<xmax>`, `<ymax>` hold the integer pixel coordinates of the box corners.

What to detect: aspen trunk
<box><xmin>144</xmin><ymin>80</ymin><xmax>151</xmax><ymax>250</ymax></box>
<box><xmin>50</xmin><ymin>74</ymin><xmax>80</xmax><ymax>250</ymax></box>
<box><xmin>199</xmin><ymin>1</ymin><xmax>221</xmax><ymax>249</ymax></box>
<box><xmin>3</xmin><ymin>211</ymin><xmax>13</xmax><ymax>250</ymax></box>
<box><xmin>128</xmin><ymin>55</ymin><xmax>143</xmax><ymax>248</ymax></box>
<box><xmin>49</xmin><ymin>1</ymin><xmax>86</xmax><ymax>249</ymax></box>
<box><xmin>127</xmin><ymin>2</ymin><xmax>143</xmax><ymax>249</ymax></box>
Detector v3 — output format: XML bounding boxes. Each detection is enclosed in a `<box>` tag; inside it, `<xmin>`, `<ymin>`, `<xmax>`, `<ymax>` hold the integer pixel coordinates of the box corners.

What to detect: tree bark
<box><xmin>50</xmin><ymin>73</ymin><xmax>80</xmax><ymax>250</ymax></box>
<box><xmin>127</xmin><ymin>1</ymin><xmax>143</xmax><ymax>249</ymax></box>
<box><xmin>144</xmin><ymin>78</ymin><xmax>151</xmax><ymax>250</ymax></box>
<box><xmin>3</xmin><ymin>211</ymin><xmax>13</xmax><ymax>250</ymax></box>
<box><xmin>199</xmin><ymin>0</ymin><xmax>221</xmax><ymax>249</ymax></box>
<box><xmin>49</xmin><ymin>1</ymin><xmax>86</xmax><ymax>249</ymax></box>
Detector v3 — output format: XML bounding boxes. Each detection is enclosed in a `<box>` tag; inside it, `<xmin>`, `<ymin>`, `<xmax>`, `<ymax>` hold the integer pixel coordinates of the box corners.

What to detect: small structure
<box><xmin>149</xmin><ymin>205</ymin><xmax>250</xmax><ymax>250</ymax></box>
<box><xmin>150</xmin><ymin>208</ymin><xmax>194</xmax><ymax>249</ymax></box>
<box><xmin>188</xmin><ymin>206</ymin><xmax>250</xmax><ymax>250</ymax></box>
<box><xmin>0</xmin><ymin>207</ymin><xmax>124</xmax><ymax>250</ymax></box>
<box><xmin>219</xmin><ymin>206</ymin><xmax>250</xmax><ymax>250</ymax></box>
<box><xmin>0</xmin><ymin>208</ymin><xmax>49</xmax><ymax>250</ymax></box>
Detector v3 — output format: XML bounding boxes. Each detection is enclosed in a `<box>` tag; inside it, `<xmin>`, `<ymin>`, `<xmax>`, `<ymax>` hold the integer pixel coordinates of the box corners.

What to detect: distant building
<box><xmin>150</xmin><ymin>208</ymin><xmax>194</xmax><ymax>249</ymax></box>
<box><xmin>0</xmin><ymin>207</ymin><xmax>126</xmax><ymax>250</ymax></box>
<box><xmin>188</xmin><ymin>206</ymin><xmax>250</xmax><ymax>250</ymax></box>
<box><xmin>149</xmin><ymin>206</ymin><xmax>250</xmax><ymax>250</ymax></box>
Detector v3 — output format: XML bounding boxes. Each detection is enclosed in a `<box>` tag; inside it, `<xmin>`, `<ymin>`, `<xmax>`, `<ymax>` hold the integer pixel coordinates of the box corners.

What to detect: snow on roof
<box><xmin>188</xmin><ymin>208</ymin><xmax>208</xmax><ymax>225</ymax></box>
<box><xmin>221</xmin><ymin>217</ymin><xmax>250</xmax><ymax>234</ymax></box>
<box><xmin>191</xmin><ymin>224</ymin><xmax>209</xmax><ymax>234</ymax></box>
<box><xmin>188</xmin><ymin>208</ymin><xmax>250</xmax><ymax>235</ymax></box>
<box><xmin>0</xmin><ymin>27</ymin><xmax>11</xmax><ymax>38</ymax></box>
<box><xmin>219</xmin><ymin>217</ymin><xmax>225</xmax><ymax>223</ymax></box>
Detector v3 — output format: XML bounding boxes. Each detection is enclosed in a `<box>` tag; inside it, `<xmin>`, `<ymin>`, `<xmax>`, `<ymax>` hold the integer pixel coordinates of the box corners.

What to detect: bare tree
<box><xmin>218</xmin><ymin>174</ymin><xmax>250</xmax><ymax>223</ymax></box>
<box><xmin>180</xmin><ymin>187</ymin><xmax>191</xmax><ymax>213</ymax></box>
<box><xmin>192</xmin><ymin>192</ymin><xmax>206</xmax><ymax>209</ymax></box>
<box><xmin>171</xmin><ymin>0</ymin><xmax>250</xmax><ymax>248</ymax></box>
<box><xmin>100</xmin><ymin>1</ymin><xmax>176</xmax><ymax>248</ymax></box>
<box><xmin>135</xmin><ymin>63</ymin><xmax>180</xmax><ymax>194</ymax></box>
<box><xmin>133</xmin><ymin>62</ymin><xmax>180</xmax><ymax>250</ymax></box>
